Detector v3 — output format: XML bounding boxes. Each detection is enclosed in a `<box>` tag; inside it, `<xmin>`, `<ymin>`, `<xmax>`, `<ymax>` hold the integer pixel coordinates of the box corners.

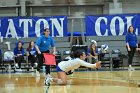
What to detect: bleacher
<box><xmin>86</xmin><ymin>36</ymin><xmax>140</xmax><ymax>67</ymax></box>
<box><xmin>0</xmin><ymin>35</ymin><xmax>140</xmax><ymax>72</ymax></box>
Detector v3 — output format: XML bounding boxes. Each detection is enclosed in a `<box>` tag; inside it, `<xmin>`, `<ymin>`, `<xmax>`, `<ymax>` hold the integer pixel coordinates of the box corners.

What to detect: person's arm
<box><xmin>34</xmin><ymin>47</ymin><xmax>37</xmax><ymax>56</ymax></box>
<box><xmin>93</xmin><ymin>51</ymin><xmax>98</xmax><ymax>59</ymax></box>
<box><xmin>35</xmin><ymin>37</ymin><xmax>42</xmax><ymax>54</ymax></box>
<box><xmin>89</xmin><ymin>54</ymin><xmax>98</xmax><ymax>59</ymax></box>
<box><xmin>52</xmin><ymin>47</ymin><xmax>56</xmax><ymax>55</ymax></box>
<box><xmin>88</xmin><ymin>48</ymin><xmax>98</xmax><ymax>59</ymax></box>
<box><xmin>21</xmin><ymin>48</ymin><xmax>24</xmax><ymax>56</ymax></box>
<box><xmin>126</xmin><ymin>34</ymin><xmax>131</xmax><ymax>51</ymax></box>
<box><xmin>126</xmin><ymin>43</ymin><xmax>130</xmax><ymax>50</ymax></box>
<box><xmin>89</xmin><ymin>50</ymin><xmax>98</xmax><ymax>59</ymax></box>
<box><xmin>79</xmin><ymin>59</ymin><xmax>101</xmax><ymax>68</ymax></box>
<box><xmin>35</xmin><ymin>45</ymin><xmax>41</xmax><ymax>54</ymax></box>
<box><xmin>51</xmin><ymin>37</ymin><xmax>56</xmax><ymax>55</ymax></box>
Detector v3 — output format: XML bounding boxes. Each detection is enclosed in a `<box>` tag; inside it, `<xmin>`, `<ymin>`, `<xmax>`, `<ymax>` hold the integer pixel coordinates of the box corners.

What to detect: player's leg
<box><xmin>46</xmin><ymin>65</ymin><xmax>50</xmax><ymax>74</ymax></box>
<box><xmin>15</xmin><ymin>56</ymin><xmax>22</xmax><ymax>71</ymax></box>
<box><xmin>37</xmin><ymin>54</ymin><xmax>43</xmax><ymax>71</ymax></box>
<box><xmin>54</xmin><ymin>65</ymin><xmax>67</xmax><ymax>84</ymax></box>
<box><xmin>130</xmin><ymin>47</ymin><xmax>136</xmax><ymax>70</ymax></box>
<box><xmin>36</xmin><ymin>53</ymin><xmax>43</xmax><ymax>76</ymax></box>
<box><xmin>45</xmin><ymin>65</ymin><xmax>67</xmax><ymax>85</ymax></box>
<box><xmin>30</xmin><ymin>55</ymin><xmax>35</xmax><ymax>71</ymax></box>
<box><xmin>127</xmin><ymin>47</ymin><xmax>133</xmax><ymax>71</ymax></box>
<box><xmin>56</xmin><ymin>72</ymin><xmax>67</xmax><ymax>84</ymax></box>
<box><xmin>45</xmin><ymin>72</ymin><xmax>67</xmax><ymax>85</ymax></box>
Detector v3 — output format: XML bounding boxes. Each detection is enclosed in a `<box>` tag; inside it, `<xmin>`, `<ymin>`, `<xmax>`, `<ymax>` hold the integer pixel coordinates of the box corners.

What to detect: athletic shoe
<box><xmin>36</xmin><ymin>70</ymin><xmax>40</xmax><ymax>77</ymax></box>
<box><xmin>47</xmin><ymin>74</ymin><xmax>52</xmax><ymax>78</ymax></box>
<box><xmin>15</xmin><ymin>69</ymin><xmax>22</xmax><ymax>72</ymax></box>
<box><xmin>31</xmin><ymin>67</ymin><xmax>34</xmax><ymax>72</ymax></box>
<box><xmin>15</xmin><ymin>63</ymin><xmax>19</xmax><ymax>68</ymax></box>
<box><xmin>35</xmin><ymin>76</ymin><xmax>40</xmax><ymax>83</ymax></box>
<box><xmin>34</xmin><ymin>63</ymin><xmax>38</xmax><ymax>67</ymax></box>
<box><xmin>44</xmin><ymin>77</ymin><xmax>53</xmax><ymax>86</ymax></box>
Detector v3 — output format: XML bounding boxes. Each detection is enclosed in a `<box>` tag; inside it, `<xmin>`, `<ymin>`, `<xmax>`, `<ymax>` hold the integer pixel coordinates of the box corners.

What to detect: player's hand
<box><xmin>52</xmin><ymin>52</ymin><xmax>56</xmax><ymax>56</ymax></box>
<box><xmin>95</xmin><ymin>61</ymin><xmax>101</xmax><ymax>68</ymax></box>
<box><xmin>38</xmin><ymin>50</ymin><xmax>41</xmax><ymax>54</ymax></box>
<box><xmin>93</xmin><ymin>56</ymin><xmax>98</xmax><ymax>59</ymax></box>
<box><xmin>128</xmin><ymin>47</ymin><xmax>131</xmax><ymax>51</ymax></box>
<box><xmin>136</xmin><ymin>48</ymin><xmax>140</xmax><ymax>51</ymax></box>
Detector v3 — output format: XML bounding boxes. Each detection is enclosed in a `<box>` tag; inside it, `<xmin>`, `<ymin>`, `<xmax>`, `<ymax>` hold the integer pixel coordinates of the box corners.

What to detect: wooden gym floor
<box><xmin>0</xmin><ymin>70</ymin><xmax>140</xmax><ymax>93</ymax></box>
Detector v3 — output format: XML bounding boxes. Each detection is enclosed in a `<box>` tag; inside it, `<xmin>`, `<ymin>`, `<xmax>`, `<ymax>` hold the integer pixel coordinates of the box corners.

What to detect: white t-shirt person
<box><xmin>58</xmin><ymin>58</ymin><xmax>96</xmax><ymax>72</ymax></box>
<box><xmin>45</xmin><ymin>50</ymin><xmax>101</xmax><ymax>86</ymax></box>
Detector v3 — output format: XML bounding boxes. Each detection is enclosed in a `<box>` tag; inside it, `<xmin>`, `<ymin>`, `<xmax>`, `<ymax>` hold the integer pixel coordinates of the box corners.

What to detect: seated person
<box><xmin>14</xmin><ymin>41</ymin><xmax>25</xmax><ymax>71</ymax></box>
<box><xmin>26</xmin><ymin>41</ymin><xmax>37</xmax><ymax>71</ymax></box>
<box><xmin>87</xmin><ymin>41</ymin><xmax>100</xmax><ymax>64</ymax></box>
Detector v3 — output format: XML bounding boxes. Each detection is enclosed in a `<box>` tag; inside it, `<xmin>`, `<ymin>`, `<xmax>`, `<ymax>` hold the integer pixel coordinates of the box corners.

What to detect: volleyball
<box><xmin>101</xmin><ymin>44</ymin><xmax>109</xmax><ymax>52</ymax></box>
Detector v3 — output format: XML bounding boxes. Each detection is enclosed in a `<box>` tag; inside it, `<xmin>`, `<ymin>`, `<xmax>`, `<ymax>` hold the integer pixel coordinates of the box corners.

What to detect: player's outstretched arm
<box><xmin>80</xmin><ymin>60</ymin><xmax>101</xmax><ymax>68</ymax></box>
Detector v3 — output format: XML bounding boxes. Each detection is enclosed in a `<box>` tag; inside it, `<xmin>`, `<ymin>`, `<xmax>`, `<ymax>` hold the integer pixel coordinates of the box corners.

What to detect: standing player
<box><xmin>35</xmin><ymin>28</ymin><xmax>56</xmax><ymax>77</ymax></box>
<box><xmin>45</xmin><ymin>49</ymin><xmax>101</xmax><ymax>85</ymax></box>
<box><xmin>126</xmin><ymin>25</ymin><xmax>138</xmax><ymax>71</ymax></box>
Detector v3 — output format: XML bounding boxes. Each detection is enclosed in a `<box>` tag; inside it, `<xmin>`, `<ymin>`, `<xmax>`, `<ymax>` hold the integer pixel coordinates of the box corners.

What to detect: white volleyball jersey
<box><xmin>58</xmin><ymin>58</ymin><xmax>96</xmax><ymax>72</ymax></box>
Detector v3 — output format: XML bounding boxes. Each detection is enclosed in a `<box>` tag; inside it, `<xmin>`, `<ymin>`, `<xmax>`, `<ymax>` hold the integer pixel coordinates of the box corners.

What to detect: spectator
<box><xmin>88</xmin><ymin>40</ymin><xmax>100</xmax><ymax>64</ymax></box>
<box><xmin>14</xmin><ymin>41</ymin><xmax>25</xmax><ymax>72</ymax></box>
<box><xmin>27</xmin><ymin>41</ymin><xmax>37</xmax><ymax>71</ymax></box>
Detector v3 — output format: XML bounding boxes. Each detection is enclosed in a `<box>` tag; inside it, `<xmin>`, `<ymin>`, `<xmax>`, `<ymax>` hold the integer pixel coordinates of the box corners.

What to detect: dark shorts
<box><xmin>56</xmin><ymin>65</ymin><xmax>64</xmax><ymax>72</ymax></box>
